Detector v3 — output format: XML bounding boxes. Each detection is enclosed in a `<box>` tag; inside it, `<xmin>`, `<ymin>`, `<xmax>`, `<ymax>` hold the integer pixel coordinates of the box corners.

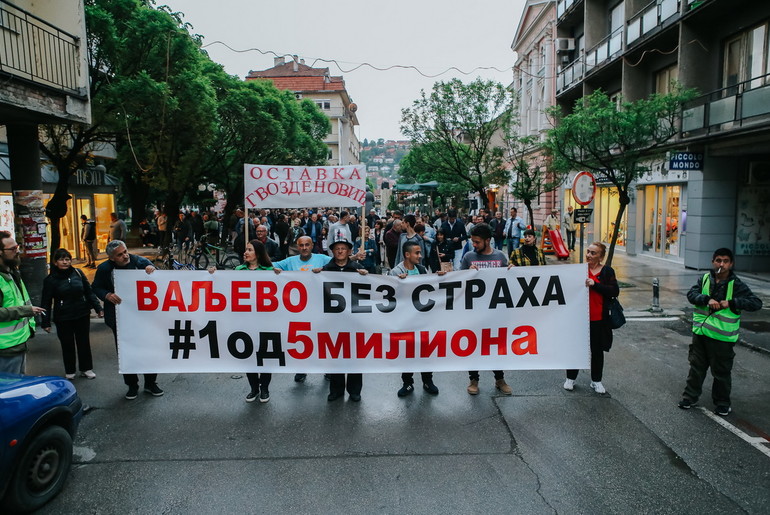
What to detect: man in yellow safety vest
<box><xmin>678</xmin><ymin>248</ymin><xmax>762</xmax><ymax>416</ymax></box>
<box><xmin>0</xmin><ymin>231</ymin><xmax>46</xmax><ymax>374</ymax></box>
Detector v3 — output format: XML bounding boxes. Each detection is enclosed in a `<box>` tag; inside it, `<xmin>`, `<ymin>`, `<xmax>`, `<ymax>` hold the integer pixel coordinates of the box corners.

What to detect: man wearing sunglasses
<box><xmin>0</xmin><ymin>232</ymin><xmax>45</xmax><ymax>374</ymax></box>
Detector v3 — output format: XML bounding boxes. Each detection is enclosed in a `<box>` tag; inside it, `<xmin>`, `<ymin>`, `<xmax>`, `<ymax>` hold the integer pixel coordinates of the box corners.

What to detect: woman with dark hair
<box><xmin>41</xmin><ymin>248</ymin><xmax>103</xmax><ymax>379</ymax></box>
<box><xmin>563</xmin><ymin>241</ymin><xmax>619</xmax><ymax>394</ymax></box>
<box><xmin>435</xmin><ymin>229</ymin><xmax>454</xmax><ymax>272</ymax></box>
<box><xmin>235</xmin><ymin>239</ymin><xmax>274</xmax><ymax>402</ymax></box>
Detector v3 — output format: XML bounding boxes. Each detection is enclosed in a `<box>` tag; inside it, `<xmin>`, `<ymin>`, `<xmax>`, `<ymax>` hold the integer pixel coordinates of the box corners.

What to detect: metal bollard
<box><xmin>651</xmin><ymin>277</ymin><xmax>663</xmax><ymax>312</ymax></box>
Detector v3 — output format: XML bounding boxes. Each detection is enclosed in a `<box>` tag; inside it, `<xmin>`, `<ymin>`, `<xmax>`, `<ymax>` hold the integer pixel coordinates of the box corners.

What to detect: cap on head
<box><xmin>330</xmin><ymin>234</ymin><xmax>353</xmax><ymax>249</ymax></box>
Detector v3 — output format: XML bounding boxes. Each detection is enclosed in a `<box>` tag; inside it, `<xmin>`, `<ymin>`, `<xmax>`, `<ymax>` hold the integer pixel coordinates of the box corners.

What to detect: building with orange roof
<box><xmin>247</xmin><ymin>56</ymin><xmax>360</xmax><ymax>166</ymax></box>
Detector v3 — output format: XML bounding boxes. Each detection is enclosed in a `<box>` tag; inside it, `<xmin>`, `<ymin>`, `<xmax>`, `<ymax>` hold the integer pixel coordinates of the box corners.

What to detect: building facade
<box><xmin>246</xmin><ymin>57</ymin><xmax>360</xmax><ymax>166</ymax></box>
<box><xmin>511</xmin><ymin>0</ymin><xmax>559</xmax><ymax>228</ymax></box>
<box><xmin>0</xmin><ymin>0</ymin><xmax>90</xmax><ymax>294</ymax></box>
<box><xmin>552</xmin><ymin>0</ymin><xmax>770</xmax><ymax>272</ymax></box>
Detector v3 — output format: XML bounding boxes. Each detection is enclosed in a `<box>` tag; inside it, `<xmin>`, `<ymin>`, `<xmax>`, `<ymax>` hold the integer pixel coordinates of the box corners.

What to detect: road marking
<box><xmin>699</xmin><ymin>407</ymin><xmax>770</xmax><ymax>458</ymax></box>
<box><xmin>626</xmin><ymin>317</ymin><xmax>681</xmax><ymax>322</ymax></box>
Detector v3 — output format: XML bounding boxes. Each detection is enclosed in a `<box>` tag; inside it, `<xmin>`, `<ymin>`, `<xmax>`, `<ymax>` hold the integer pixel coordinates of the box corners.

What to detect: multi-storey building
<box><xmin>553</xmin><ymin>0</ymin><xmax>770</xmax><ymax>271</ymax></box>
<box><xmin>0</xmin><ymin>0</ymin><xmax>90</xmax><ymax>291</ymax></box>
<box><xmin>511</xmin><ymin>0</ymin><xmax>558</xmax><ymax>228</ymax></box>
<box><xmin>246</xmin><ymin>57</ymin><xmax>360</xmax><ymax>166</ymax></box>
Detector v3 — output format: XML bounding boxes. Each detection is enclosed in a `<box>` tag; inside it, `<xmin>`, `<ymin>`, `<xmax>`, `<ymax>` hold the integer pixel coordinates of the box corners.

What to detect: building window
<box><xmin>723</xmin><ymin>21</ymin><xmax>770</xmax><ymax>93</ymax></box>
<box><xmin>314</xmin><ymin>100</ymin><xmax>331</xmax><ymax>110</ymax></box>
<box><xmin>655</xmin><ymin>64</ymin><xmax>679</xmax><ymax>94</ymax></box>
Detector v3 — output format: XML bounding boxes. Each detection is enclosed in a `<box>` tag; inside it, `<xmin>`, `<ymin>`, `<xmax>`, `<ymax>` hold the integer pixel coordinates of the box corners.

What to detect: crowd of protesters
<box><xmin>0</xmin><ymin>200</ymin><xmax>756</xmax><ymax>419</ymax></box>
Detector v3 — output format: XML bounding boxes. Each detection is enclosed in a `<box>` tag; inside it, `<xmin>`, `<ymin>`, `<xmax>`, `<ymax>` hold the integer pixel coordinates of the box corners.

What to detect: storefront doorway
<box><xmin>641</xmin><ymin>184</ymin><xmax>684</xmax><ymax>259</ymax></box>
<box><xmin>596</xmin><ymin>186</ymin><xmax>628</xmax><ymax>248</ymax></box>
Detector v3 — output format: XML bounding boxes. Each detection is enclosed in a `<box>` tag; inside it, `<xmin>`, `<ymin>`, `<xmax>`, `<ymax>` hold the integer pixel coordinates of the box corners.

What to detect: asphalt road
<box><xmin>24</xmin><ymin>316</ymin><xmax>770</xmax><ymax>514</ymax></box>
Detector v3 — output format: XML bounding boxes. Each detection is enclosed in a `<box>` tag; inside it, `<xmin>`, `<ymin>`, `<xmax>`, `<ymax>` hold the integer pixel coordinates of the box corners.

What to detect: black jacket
<box><xmin>41</xmin><ymin>267</ymin><xmax>101</xmax><ymax>326</ymax></box>
<box><xmin>441</xmin><ymin>220</ymin><xmax>467</xmax><ymax>251</ymax></box>
<box><xmin>92</xmin><ymin>254</ymin><xmax>153</xmax><ymax>329</ymax></box>
<box><xmin>687</xmin><ymin>269</ymin><xmax>762</xmax><ymax>313</ymax></box>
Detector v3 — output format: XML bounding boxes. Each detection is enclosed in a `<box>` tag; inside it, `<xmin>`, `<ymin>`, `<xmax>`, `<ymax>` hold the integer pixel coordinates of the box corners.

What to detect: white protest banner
<box><xmin>115</xmin><ymin>264</ymin><xmax>590</xmax><ymax>374</ymax></box>
<box><xmin>243</xmin><ymin>164</ymin><xmax>366</xmax><ymax>208</ymax></box>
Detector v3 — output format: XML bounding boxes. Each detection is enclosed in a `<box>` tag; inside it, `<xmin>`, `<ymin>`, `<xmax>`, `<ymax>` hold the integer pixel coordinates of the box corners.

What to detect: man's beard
<box><xmin>2</xmin><ymin>255</ymin><xmax>20</xmax><ymax>268</ymax></box>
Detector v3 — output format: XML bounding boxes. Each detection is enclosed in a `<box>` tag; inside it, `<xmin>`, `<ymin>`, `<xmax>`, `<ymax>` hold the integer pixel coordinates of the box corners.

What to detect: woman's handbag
<box><xmin>608</xmin><ymin>297</ymin><xmax>626</xmax><ymax>329</ymax></box>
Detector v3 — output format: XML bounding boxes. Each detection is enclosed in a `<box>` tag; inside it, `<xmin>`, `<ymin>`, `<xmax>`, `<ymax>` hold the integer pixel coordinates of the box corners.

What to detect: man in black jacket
<box><xmin>316</xmin><ymin>236</ymin><xmax>368</xmax><ymax>402</ymax></box>
<box><xmin>678</xmin><ymin>248</ymin><xmax>762</xmax><ymax>416</ymax></box>
<box><xmin>92</xmin><ymin>240</ymin><xmax>163</xmax><ymax>400</ymax></box>
<box><xmin>441</xmin><ymin>209</ymin><xmax>467</xmax><ymax>270</ymax></box>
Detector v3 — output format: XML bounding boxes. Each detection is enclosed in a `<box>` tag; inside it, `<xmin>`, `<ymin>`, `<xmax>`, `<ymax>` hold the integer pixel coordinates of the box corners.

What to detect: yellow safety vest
<box><xmin>692</xmin><ymin>273</ymin><xmax>740</xmax><ymax>342</ymax></box>
<box><xmin>0</xmin><ymin>273</ymin><xmax>35</xmax><ymax>349</ymax></box>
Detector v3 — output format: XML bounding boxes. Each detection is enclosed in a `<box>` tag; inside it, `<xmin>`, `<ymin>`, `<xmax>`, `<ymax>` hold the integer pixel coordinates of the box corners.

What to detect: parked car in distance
<box><xmin>0</xmin><ymin>373</ymin><xmax>84</xmax><ymax>513</ymax></box>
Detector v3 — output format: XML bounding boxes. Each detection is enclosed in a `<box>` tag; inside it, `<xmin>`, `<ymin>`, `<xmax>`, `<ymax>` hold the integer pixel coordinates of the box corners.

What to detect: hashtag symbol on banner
<box><xmin>168</xmin><ymin>320</ymin><xmax>195</xmax><ymax>359</ymax></box>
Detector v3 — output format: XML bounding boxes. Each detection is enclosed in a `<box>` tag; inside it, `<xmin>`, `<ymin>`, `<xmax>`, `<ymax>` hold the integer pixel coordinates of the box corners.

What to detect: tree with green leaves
<box><xmin>200</xmin><ymin>63</ymin><xmax>330</xmax><ymax>224</ymax></box>
<box><xmin>504</xmin><ymin>135</ymin><xmax>566</xmax><ymax>226</ymax></box>
<box><xmin>545</xmin><ymin>87</ymin><xmax>696</xmax><ymax>265</ymax></box>
<box><xmin>400</xmin><ymin>78</ymin><xmax>515</xmax><ymax>211</ymax></box>
<box><xmin>398</xmin><ymin>141</ymin><xmax>467</xmax><ymax>206</ymax></box>
<box><xmin>40</xmin><ymin>0</ymin><xmax>218</xmax><ymax>251</ymax></box>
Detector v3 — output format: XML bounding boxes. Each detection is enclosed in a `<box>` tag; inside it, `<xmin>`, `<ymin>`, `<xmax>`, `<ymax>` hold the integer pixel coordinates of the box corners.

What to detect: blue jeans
<box><xmin>0</xmin><ymin>352</ymin><xmax>26</xmax><ymax>374</ymax></box>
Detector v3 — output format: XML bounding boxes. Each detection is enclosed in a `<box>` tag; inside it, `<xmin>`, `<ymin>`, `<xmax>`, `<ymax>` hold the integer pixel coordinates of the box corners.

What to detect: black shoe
<box><xmin>423</xmin><ymin>382</ymin><xmax>439</xmax><ymax>395</ymax></box>
<box><xmin>125</xmin><ymin>385</ymin><xmax>139</xmax><ymax>400</ymax></box>
<box><xmin>259</xmin><ymin>389</ymin><xmax>270</xmax><ymax>403</ymax></box>
<box><xmin>397</xmin><ymin>383</ymin><xmax>414</xmax><ymax>397</ymax></box>
<box><xmin>245</xmin><ymin>390</ymin><xmax>258</xmax><ymax>403</ymax></box>
<box><xmin>349</xmin><ymin>394</ymin><xmax>361</xmax><ymax>402</ymax></box>
<box><xmin>715</xmin><ymin>405</ymin><xmax>731</xmax><ymax>416</ymax></box>
<box><xmin>294</xmin><ymin>373</ymin><xmax>307</xmax><ymax>383</ymax></box>
<box><xmin>678</xmin><ymin>398</ymin><xmax>696</xmax><ymax>409</ymax></box>
<box><xmin>327</xmin><ymin>392</ymin><xmax>344</xmax><ymax>402</ymax></box>
<box><xmin>144</xmin><ymin>383</ymin><xmax>164</xmax><ymax>397</ymax></box>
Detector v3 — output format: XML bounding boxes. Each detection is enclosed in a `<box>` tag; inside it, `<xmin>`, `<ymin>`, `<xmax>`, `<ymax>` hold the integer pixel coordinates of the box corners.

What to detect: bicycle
<box><xmin>153</xmin><ymin>246</ymin><xmax>197</xmax><ymax>271</ymax></box>
<box><xmin>190</xmin><ymin>237</ymin><xmax>241</xmax><ymax>270</ymax></box>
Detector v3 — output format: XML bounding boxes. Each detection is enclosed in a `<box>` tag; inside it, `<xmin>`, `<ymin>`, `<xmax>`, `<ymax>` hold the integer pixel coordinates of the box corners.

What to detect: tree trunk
<box><xmin>605</xmin><ymin>191</ymin><xmax>630</xmax><ymax>267</ymax></box>
<box><xmin>523</xmin><ymin>199</ymin><xmax>534</xmax><ymax>232</ymax></box>
<box><xmin>44</xmin><ymin>172</ymin><xmax>72</xmax><ymax>261</ymax></box>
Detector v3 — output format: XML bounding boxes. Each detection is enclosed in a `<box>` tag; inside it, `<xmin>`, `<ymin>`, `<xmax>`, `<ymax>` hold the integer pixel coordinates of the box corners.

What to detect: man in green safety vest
<box><xmin>0</xmin><ymin>231</ymin><xmax>46</xmax><ymax>374</ymax></box>
<box><xmin>678</xmin><ymin>248</ymin><xmax>762</xmax><ymax>416</ymax></box>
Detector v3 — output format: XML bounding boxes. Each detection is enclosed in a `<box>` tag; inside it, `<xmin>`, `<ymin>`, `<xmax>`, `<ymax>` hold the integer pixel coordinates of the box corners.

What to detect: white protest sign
<box><xmin>115</xmin><ymin>265</ymin><xmax>590</xmax><ymax>374</ymax></box>
<box><xmin>243</xmin><ymin>164</ymin><xmax>367</xmax><ymax>208</ymax></box>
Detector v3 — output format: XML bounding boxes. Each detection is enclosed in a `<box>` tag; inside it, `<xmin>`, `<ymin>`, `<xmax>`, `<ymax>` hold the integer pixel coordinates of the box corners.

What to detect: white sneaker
<box><xmin>590</xmin><ymin>381</ymin><xmax>606</xmax><ymax>394</ymax></box>
<box><xmin>563</xmin><ymin>378</ymin><xmax>575</xmax><ymax>391</ymax></box>
<box><xmin>65</xmin><ymin>373</ymin><xmax>76</xmax><ymax>380</ymax></box>
<box><xmin>81</xmin><ymin>370</ymin><xmax>96</xmax><ymax>379</ymax></box>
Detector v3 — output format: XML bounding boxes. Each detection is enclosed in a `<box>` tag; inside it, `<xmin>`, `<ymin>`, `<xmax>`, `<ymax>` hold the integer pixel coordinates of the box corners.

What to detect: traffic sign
<box><xmin>572</xmin><ymin>171</ymin><xmax>596</xmax><ymax>206</ymax></box>
<box><xmin>574</xmin><ymin>208</ymin><xmax>593</xmax><ymax>223</ymax></box>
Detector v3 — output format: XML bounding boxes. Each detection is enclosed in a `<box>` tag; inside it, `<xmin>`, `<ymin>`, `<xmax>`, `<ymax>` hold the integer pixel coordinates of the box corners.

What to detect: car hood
<box><xmin>0</xmin><ymin>373</ymin><xmax>77</xmax><ymax>401</ymax></box>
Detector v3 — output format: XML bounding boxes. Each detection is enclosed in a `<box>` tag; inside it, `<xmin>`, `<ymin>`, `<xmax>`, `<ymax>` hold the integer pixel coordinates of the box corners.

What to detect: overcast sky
<box><xmin>161</xmin><ymin>0</ymin><xmax>527</xmax><ymax>142</ymax></box>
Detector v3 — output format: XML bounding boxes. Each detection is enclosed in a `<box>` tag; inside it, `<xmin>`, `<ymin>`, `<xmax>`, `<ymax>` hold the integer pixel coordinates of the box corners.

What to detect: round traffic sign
<box><xmin>572</xmin><ymin>171</ymin><xmax>596</xmax><ymax>206</ymax></box>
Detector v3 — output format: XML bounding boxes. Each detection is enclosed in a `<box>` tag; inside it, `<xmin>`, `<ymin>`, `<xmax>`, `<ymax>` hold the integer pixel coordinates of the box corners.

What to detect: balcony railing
<box><xmin>681</xmin><ymin>73</ymin><xmax>770</xmax><ymax>137</ymax></box>
<box><xmin>627</xmin><ymin>0</ymin><xmax>680</xmax><ymax>45</ymax></box>
<box><xmin>585</xmin><ymin>27</ymin><xmax>623</xmax><ymax>72</ymax></box>
<box><xmin>0</xmin><ymin>0</ymin><xmax>81</xmax><ymax>95</ymax></box>
<box><xmin>557</xmin><ymin>0</ymin><xmax>582</xmax><ymax>18</ymax></box>
<box><xmin>557</xmin><ymin>55</ymin><xmax>584</xmax><ymax>94</ymax></box>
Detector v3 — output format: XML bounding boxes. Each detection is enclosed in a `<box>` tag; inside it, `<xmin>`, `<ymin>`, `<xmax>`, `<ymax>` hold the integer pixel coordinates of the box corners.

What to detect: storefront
<box><xmin>634</xmin><ymin>165</ymin><xmax>688</xmax><ymax>261</ymax></box>
<box><xmin>595</xmin><ymin>185</ymin><xmax>628</xmax><ymax>249</ymax></box>
<box><xmin>0</xmin><ymin>159</ymin><xmax>118</xmax><ymax>260</ymax></box>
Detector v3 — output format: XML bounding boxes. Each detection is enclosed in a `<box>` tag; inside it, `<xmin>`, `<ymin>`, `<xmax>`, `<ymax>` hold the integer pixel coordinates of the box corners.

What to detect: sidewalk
<box><xmin>73</xmin><ymin>245</ymin><xmax>770</xmax><ymax>354</ymax></box>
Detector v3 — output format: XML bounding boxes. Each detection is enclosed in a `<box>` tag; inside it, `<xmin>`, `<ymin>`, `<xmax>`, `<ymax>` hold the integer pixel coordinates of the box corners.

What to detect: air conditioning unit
<box><xmin>556</xmin><ymin>38</ymin><xmax>575</xmax><ymax>52</ymax></box>
<box><xmin>748</xmin><ymin>162</ymin><xmax>770</xmax><ymax>185</ymax></box>
<box><xmin>295</xmin><ymin>93</ymin><xmax>303</xmax><ymax>100</ymax></box>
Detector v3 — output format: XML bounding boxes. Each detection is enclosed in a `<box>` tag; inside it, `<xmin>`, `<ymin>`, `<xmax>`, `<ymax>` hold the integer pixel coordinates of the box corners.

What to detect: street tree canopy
<box><xmin>506</xmin><ymin>134</ymin><xmax>566</xmax><ymax>228</ymax></box>
<box><xmin>545</xmin><ymin>87</ymin><xmax>697</xmax><ymax>265</ymax></box>
<box><xmin>400</xmin><ymin>78</ymin><xmax>515</xmax><ymax>210</ymax></box>
<box><xmin>201</xmin><ymin>63</ymin><xmax>330</xmax><ymax>220</ymax></box>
